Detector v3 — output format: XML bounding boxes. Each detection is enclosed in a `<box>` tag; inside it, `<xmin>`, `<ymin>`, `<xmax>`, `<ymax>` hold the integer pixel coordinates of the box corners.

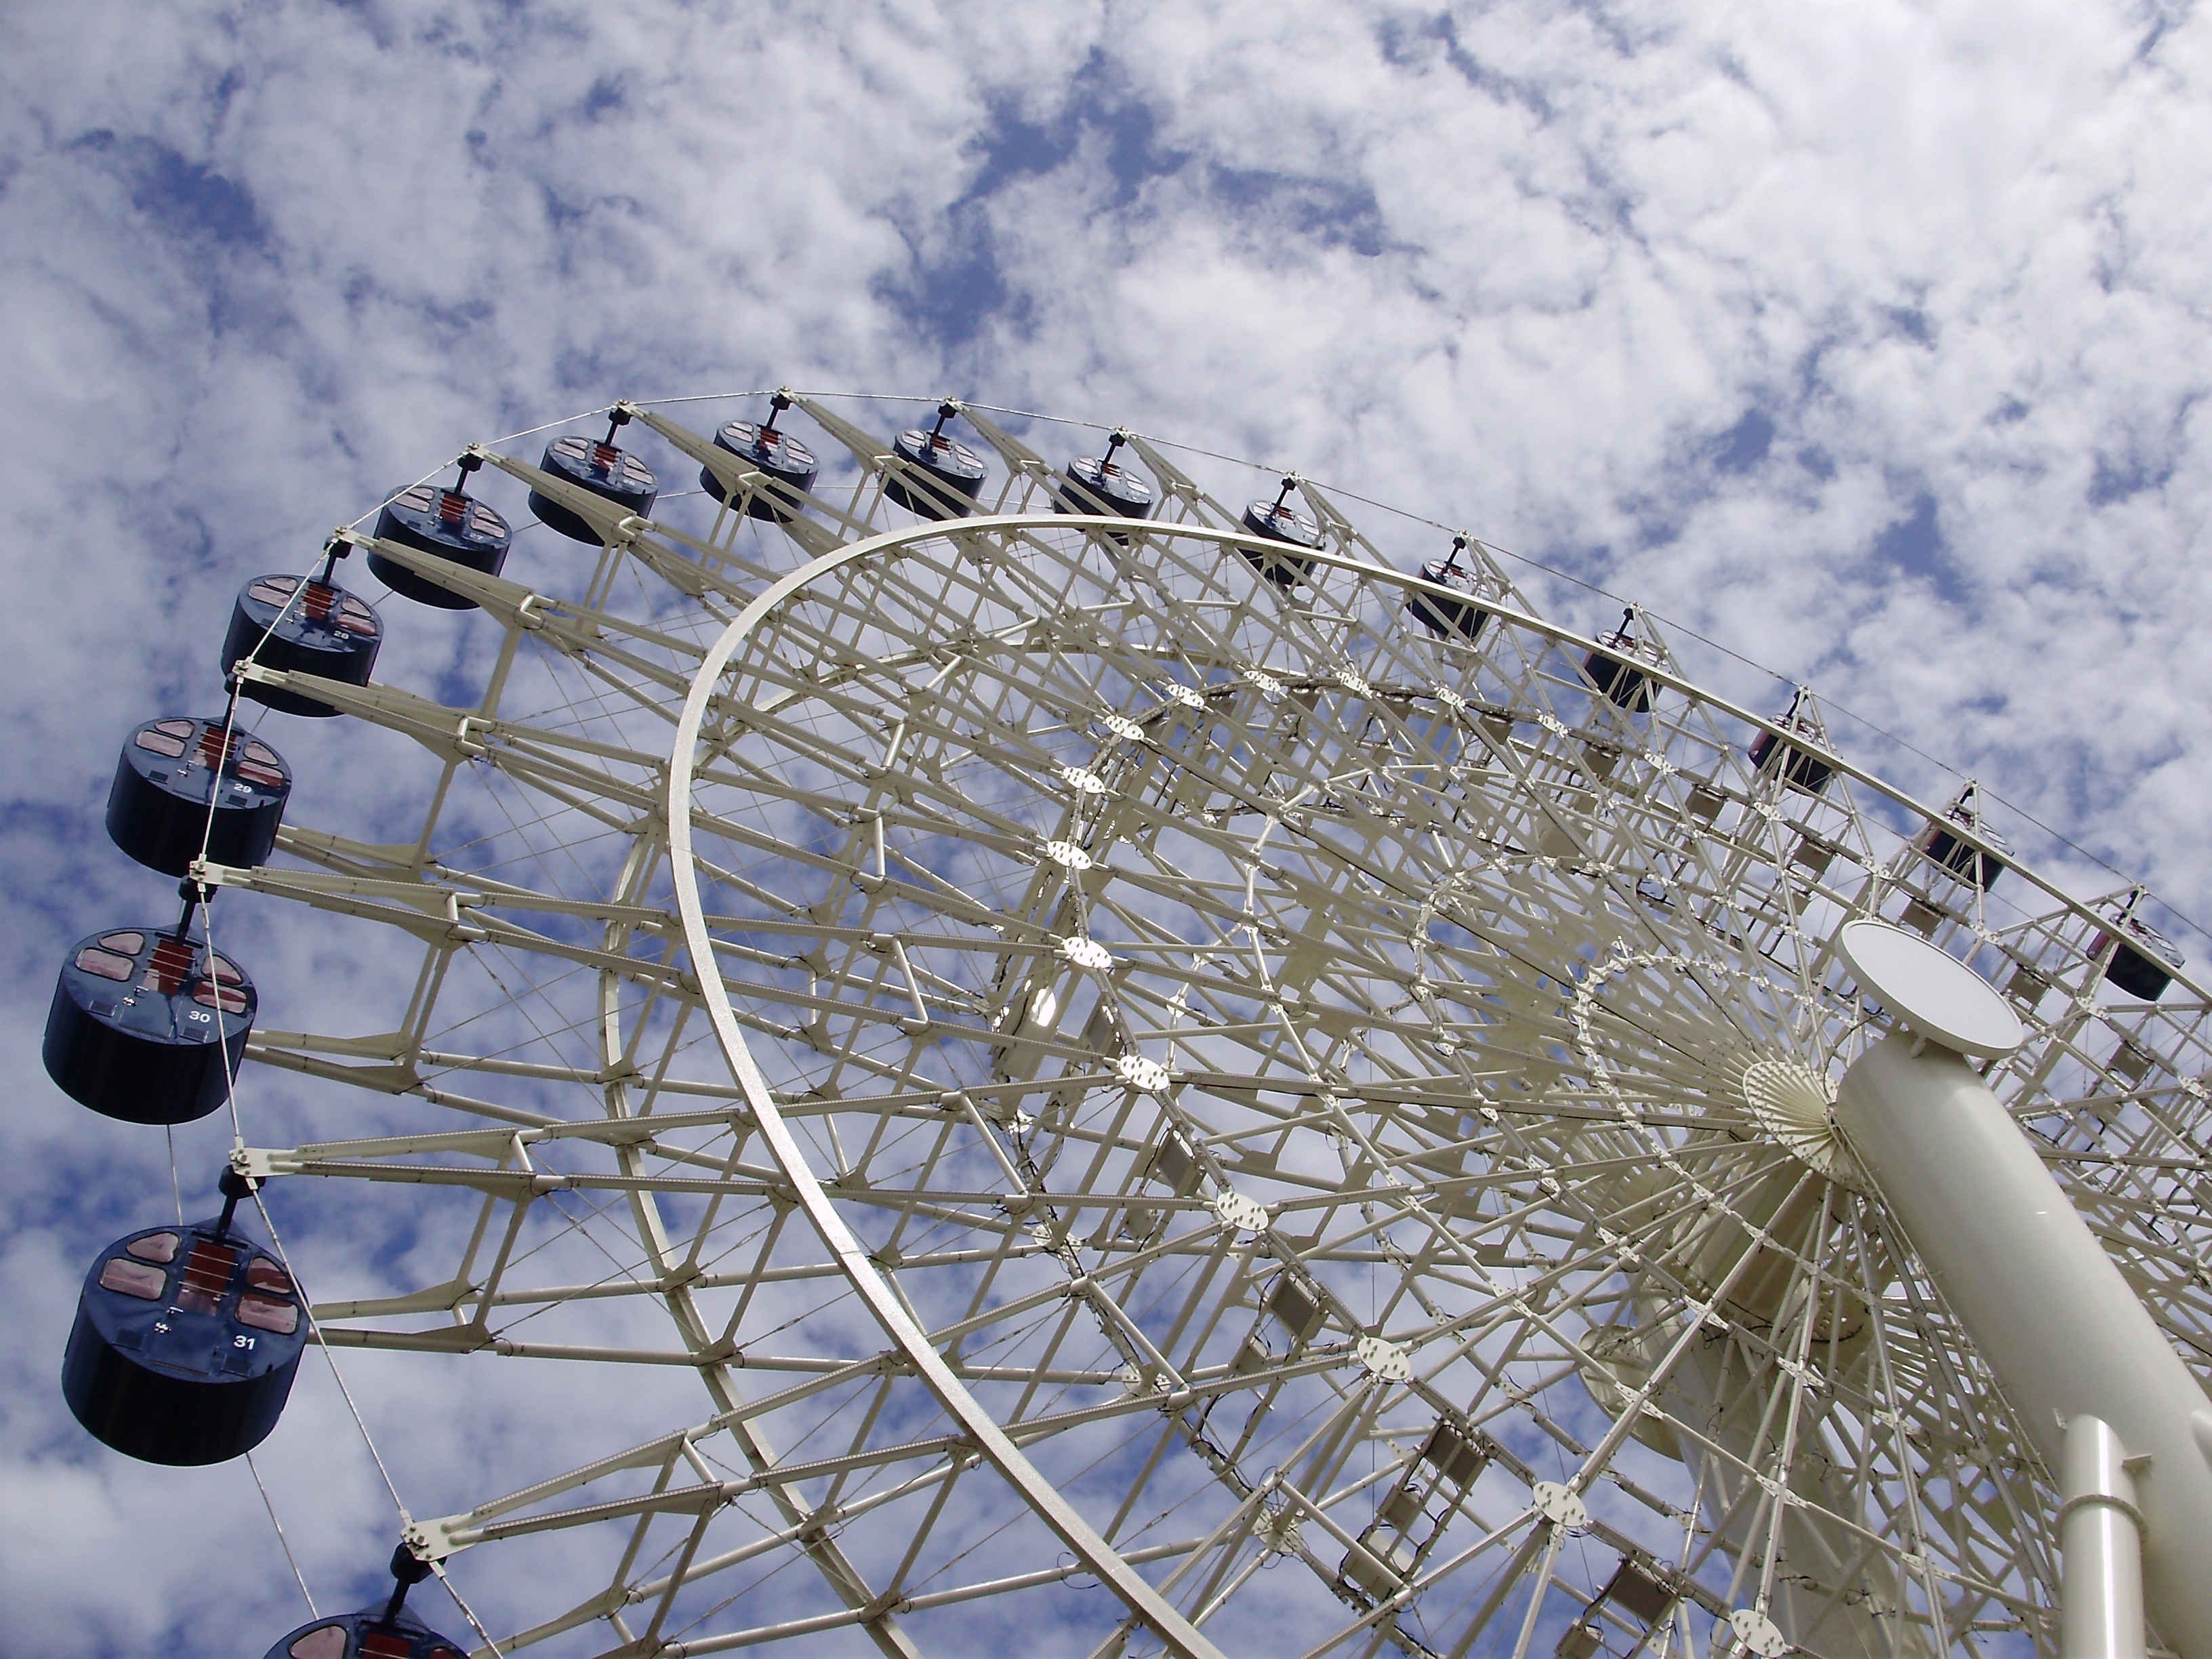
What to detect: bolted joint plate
<box><xmin>1532</xmin><ymin>1480</ymin><xmax>1589</xmax><ymax>1528</ymax></box>
<box><xmin>1730</xmin><ymin>1608</ymin><xmax>1789</xmax><ymax>1658</ymax></box>
<box><xmin>1212</xmin><ymin>1189</ymin><xmax>1269</xmax><ymax>1233</ymax></box>
<box><xmin>1355</xmin><ymin>1334</ymin><xmax>1412</xmax><ymax>1382</ymax></box>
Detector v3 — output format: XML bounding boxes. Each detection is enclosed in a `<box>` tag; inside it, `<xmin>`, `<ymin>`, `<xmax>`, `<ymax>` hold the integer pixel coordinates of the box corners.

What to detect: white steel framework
<box><xmin>194</xmin><ymin>393</ymin><xmax>2212</xmax><ymax>1659</ymax></box>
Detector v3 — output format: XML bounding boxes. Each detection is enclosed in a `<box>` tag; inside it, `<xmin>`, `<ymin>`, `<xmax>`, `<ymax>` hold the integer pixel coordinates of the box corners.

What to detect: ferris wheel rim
<box><xmin>650</xmin><ymin>498</ymin><xmax>2157</xmax><ymax>1006</ymax></box>
<box><xmin>377</xmin><ymin>382</ymin><xmax>2193</xmax><ymax>984</ymax></box>
<box><xmin>657</xmin><ymin>501</ymin><xmax>2067</xmax><ymax>1655</ymax></box>
<box><xmin>663</xmin><ymin>508</ymin><xmax>1248</xmax><ymax>1659</ymax></box>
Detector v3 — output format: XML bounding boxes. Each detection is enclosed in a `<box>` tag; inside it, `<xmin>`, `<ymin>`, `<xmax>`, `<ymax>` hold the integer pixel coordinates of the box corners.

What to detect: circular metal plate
<box><xmin>1838</xmin><ymin>920</ymin><xmax>2024</xmax><ymax>1058</ymax></box>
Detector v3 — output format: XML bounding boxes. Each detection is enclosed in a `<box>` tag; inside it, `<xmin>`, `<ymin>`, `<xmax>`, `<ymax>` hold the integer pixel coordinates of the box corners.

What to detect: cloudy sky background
<box><xmin>6</xmin><ymin>0</ymin><xmax>2212</xmax><ymax>1652</ymax></box>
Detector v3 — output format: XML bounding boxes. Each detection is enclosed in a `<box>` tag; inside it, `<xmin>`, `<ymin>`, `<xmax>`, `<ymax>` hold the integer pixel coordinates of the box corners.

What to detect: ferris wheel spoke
<box><xmin>613</xmin><ymin>532</ymin><xmax>773</xmax><ymax>622</ymax></box>
<box><xmin>476</xmin><ymin>1443</ymin><xmax>960</xmax><ymax>1656</ymax></box>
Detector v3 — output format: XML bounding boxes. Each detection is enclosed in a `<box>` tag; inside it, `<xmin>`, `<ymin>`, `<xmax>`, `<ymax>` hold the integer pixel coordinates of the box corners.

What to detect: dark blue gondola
<box><xmin>369</xmin><ymin>456</ymin><xmax>513</xmax><ymax>610</ymax></box>
<box><xmin>266</xmin><ymin>1549</ymin><xmax>466</xmax><ymax>1659</ymax></box>
<box><xmin>107</xmin><ymin>715</ymin><xmax>290</xmax><ymax>876</ymax></box>
<box><xmin>884</xmin><ymin>403</ymin><xmax>989</xmax><ymax>520</ymax></box>
<box><xmin>1406</xmin><ymin>537</ymin><xmax>1493</xmax><ymax>642</ymax></box>
<box><xmin>1583</xmin><ymin>613</ymin><xmax>1658</xmax><ymax>713</ymax></box>
<box><xmin>529</xmin><ymin>409</ymin><xmax>659</xmax><ymax>544</ymax></box>
<box><xmin>1054</xmin><ymin>432</ymin><xmax>1155</xmax><ymax>522</ymax></box>
<box><xmin>1240</xmin><ymin>478</ymin><xmax>1321</xmax><ymax>590</ymax></box>
<box><xmin>1748</xmin><ymin>710</ymin><xmax>1836</xmax><ymax>795</ymax></box>
<box><xmin>1925</xmin><ymin>817</ymin><xmax>2004</xmax><ymax>885</ymax></box>
<box><xmin>1923</xmin><ymin>790</ymin><xmax>2009</xmax><ymax>890</ymax></box>
<box><xmin>222</xmin><ymin>550</ymin><xmax>382</xmax><ymax>718</ymax></box>
<box><xmin>2102</xmin><ymin>914</ymin><xmax>2186</xmax><ymax>1001</ymax></box>
<box><xmin>64</xmin><ymin>1171</ymin><xmax>307</xmax><ymax>1466</ymax></box>
<box><xmin>702</xmin><ymin>394</ymin><xmax>817</xmax><ymax>523</ymax></box>
<box><xmin>266</xmin><ymin>1607</ymin><xmax>464</xmax><ymax>1659</ymax></box>
<box><xmin>45</xmin><ymin>894</ymin><xmax>253</xmax><ymax>1124</ymax></box>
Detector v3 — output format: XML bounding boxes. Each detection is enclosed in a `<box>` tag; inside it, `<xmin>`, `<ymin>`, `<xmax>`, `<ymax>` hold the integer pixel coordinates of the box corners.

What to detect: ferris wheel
<box><xmin>47</xmin><ymin>390</ymin><xmax>2212</xmax><ymax>1659</ymax></box>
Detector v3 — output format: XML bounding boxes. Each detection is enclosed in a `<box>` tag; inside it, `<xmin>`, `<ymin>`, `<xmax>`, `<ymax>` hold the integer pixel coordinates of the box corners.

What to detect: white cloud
<box><xmin>7</xmin><ymin>1</ymin><xmax>2212</xmax><ymax>1653</ymax></box>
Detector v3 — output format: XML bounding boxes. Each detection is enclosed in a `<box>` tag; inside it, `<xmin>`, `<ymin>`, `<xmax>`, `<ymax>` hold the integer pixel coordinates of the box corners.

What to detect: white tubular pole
<box><xmin>2062</xmin><ymin>1415</ymin><xmax>2146</xmax><ymax>1659</ymax></box>
<box><xmin>1832</xmin><ymin>923</ymin><xmax>2212</xmax><ymax>1659</ymax></box>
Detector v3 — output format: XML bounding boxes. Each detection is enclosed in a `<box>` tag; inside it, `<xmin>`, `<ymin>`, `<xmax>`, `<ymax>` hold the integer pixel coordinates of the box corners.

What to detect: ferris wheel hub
<box><xmin>1740</xmin><ymin>1058</ymin><xmax>1864</xmax><ymax>1189</ymax></box>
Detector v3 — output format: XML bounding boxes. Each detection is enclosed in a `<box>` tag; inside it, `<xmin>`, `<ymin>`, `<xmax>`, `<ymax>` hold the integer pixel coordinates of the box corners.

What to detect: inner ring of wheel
<box><xmin>660</xmin><ymin>506</ymin><xmax>2038</xmax><ymax>1657</ymax></box>
<box><xmin>667</xmin><ymin>512</ymin><xmax>1257</xmax><ymax>1659</ymax></box>
<box><xmin>1569</xmin><ymin>945</ymin><xmax>1867</xmax><ymax>1192</ymax></box>
<box><xmin>665</xmin><ymin>506</ymin><xmax>1624</xmax><ymax>1658</ymax></box>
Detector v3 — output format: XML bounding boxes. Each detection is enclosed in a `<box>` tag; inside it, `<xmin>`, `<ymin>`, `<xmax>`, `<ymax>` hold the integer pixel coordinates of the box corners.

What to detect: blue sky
<box><xmin>7</xmin><ymin>1</ymin><xmax>2212</xmax><ymax>1654</ymax></box>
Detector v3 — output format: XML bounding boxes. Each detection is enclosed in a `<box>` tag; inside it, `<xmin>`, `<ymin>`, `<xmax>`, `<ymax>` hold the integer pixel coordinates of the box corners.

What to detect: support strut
<box><xmin>1832</xmin><ymin>922</ymin><xmax>2212</xmax><ymax>1659</ymax></box>
<box><xmin>2062</xmin><ymin>1415</ymin><xmax>2146</xmax><ymax>1659</ymax></box>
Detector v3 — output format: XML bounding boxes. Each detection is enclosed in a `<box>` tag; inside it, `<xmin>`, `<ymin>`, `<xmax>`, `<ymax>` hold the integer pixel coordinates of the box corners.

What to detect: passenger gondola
<box><xmin>1583</xmin><ymin>612</ymin><xmax>1659</xmax><ymax>712</ymax></box>
<box><xmin>106</xmin><ymin>714</ymin><xmax>290</xmax><ymax>876</ymax></box>
<box><xmin>44</xmin><ymin>886</ymin><xmax>253</xmax><ymax>1124</ymax></box>
<box><xmin>222</xmin><ymin>544</ymin><xmax>382</xmax><ymax>718</ymax></box>
<box><xmin>884</xmin><ymin>402</ymin><xmax>989</xmax><ymax>520</ymax></box>
<box><xmin>528</xmin><ymin>409</ymin><xmax>659</xmax><ymax>544</ymax></box>
<box><xmin>701</xmin><ymin>393</ymin><xmax>817</xmax><ymax>523</ymax></box>
<box><xmin>1748</xmin><ymin>695</ymin><xmax>1837</xmax><ymax>794</ymax></box>
<box><xmin>1239</xmin><ymin>478</ymin><xmax>1321</xmax><ymax>590</ymax></box>
<box><xmin>2102</xmin><ymin>912</ymin><xmax>2186</xmax><ymax>1001</ymax></box>
<box><xmin>369</xmin><ymin>455</ymin><xmax>513</xmax><ymax>609</ymax></box>
<box><xmin>63</xmin><ymin>1169</ymin><xmax>308</xmax><ymax>1465</ymax></box>
<box><xmin>1406</xmin><ymin>537</ymin><xmax>1494</xmax><ymax>642</ymax></box>
<box><xmin>1055</xmin><ymin>432</ymin><xmax>1155</xmax><ymax>522</ymax></box>
<box><xmin>264</xmin><ymin>1547</ymin><xmax>467</xmax><ymax>1659</ymax></box>
<box><xmin>1923</xmin><ymin>788</ymin><xmax>2009</xmax><ymax>890</ymax></box>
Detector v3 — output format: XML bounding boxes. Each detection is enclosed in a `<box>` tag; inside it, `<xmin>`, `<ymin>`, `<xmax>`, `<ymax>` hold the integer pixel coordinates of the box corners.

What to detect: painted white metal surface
<box><xmin>665</xmin><ymin>514</ymin><xmax>1232</xmax><ymax>1659</ymax></box>
<box><xmin>2061</xmin><ymin>1415</ymin><xmax>2146</xmax><ymax>1659</ymax></box>
<box><xmin>1839</xmin><ymin>920</ymin><xmax>2024</xmax><ymax>1059</ymax></box>
<box><xmin>1835</xmin><ymin>988</ymin><xmax>2212</xmax><ymax>1659</ymax></box>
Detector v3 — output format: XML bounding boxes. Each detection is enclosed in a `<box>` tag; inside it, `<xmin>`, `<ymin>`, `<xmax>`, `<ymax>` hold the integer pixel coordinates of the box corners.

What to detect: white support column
<box><xmin>1831</xmin><ymin>922</ymin><xmax>2212</xmax><ymax>1659</ymax></box>
<box><xmin>2062</xmin><ymin>1415</ymin><xmax>2146</xmax><ymax>1659</ymax></box>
